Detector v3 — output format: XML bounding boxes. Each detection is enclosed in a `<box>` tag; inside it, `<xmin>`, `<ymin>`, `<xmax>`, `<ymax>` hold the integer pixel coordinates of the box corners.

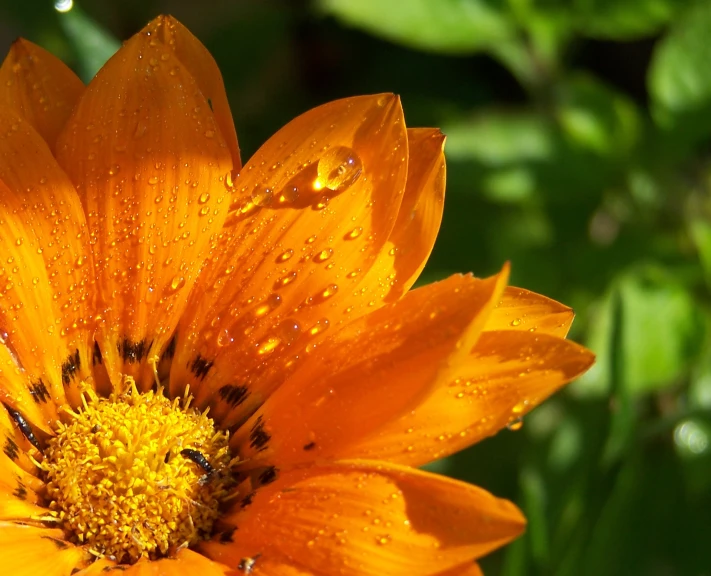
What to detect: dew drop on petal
<box><xmin>316</xmin><ymin>146</ymin><xmax>363</xmax><ymax>192</ymax></box>
<box><xmin>251</xmin><ymin>186</ymin><xmax>274</xmax><ymax>207</ymax></box>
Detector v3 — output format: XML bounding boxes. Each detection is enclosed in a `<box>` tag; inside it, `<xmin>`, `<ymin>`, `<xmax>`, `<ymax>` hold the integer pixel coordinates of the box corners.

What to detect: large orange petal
<box><xmin>202</xmin><ymin>460</ymin><xmax>525</xmax><ymax>576</ymax></box>
<box><xmin>230</xmin><ymin>270</ymin><xmax>507</xmax><ymax>467</ymax></box>
<box><xmin>143</xmin><ymin>16</ymin><xmax>241</xmax><ymax>170</ymax></box>
<box><xmin>0</xmin><ymin>39</ymin><xmax>84</xmax><ymax>149</ymax></box>
<box><xmin>119</xmin><ymin>549</ymin><xmax>234</xmax><ymax>576</ymax></box>
<box><xmin>56</xmin><ymin>27</ymin><xmax>233</xmax><ymax>390</ymax></box>
<box><xmin>169</xmin><ymin>94</ymin><xmax>408</xmax><ymax>420</ymax></box>
<box><xmin>485</xmin><ymin>286</ymin><xmax>574</xmax><ymax>337</ymax></box>
<box><xmin>0</xmin><ymin>109</ymin><xmax>95</xmax><ymax>416</ymax></box>
<box><xmin>360</xmin><ymin>127</ymin><xmax>445</xmax><ymax>303</ymax></box>
<box><xmin>0</xmin><ymin>522</ymin><xmax>87</xmax><ymax>575</ymax></box>
<box><xmin>346</xmin><ymin>330</ymin><xmax>595</xmax><ymax>466</ymax></box>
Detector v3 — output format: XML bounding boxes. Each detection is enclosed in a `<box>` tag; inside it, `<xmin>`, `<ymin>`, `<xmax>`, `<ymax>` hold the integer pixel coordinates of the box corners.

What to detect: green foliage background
<box><xmin>2</xmin><ymin>0</ymin><xmax>710</xmax><ymax>573</ymax></box>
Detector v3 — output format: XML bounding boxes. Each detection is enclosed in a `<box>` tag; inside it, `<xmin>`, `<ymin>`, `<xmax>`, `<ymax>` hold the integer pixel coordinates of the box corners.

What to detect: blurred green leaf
<box><xmin>556</xmin><ymin>74</ymin><xmax>641</xmax><ymax>158</ymax></box>
<box><xmin>443</xmin><ymin>112</ymin><xmax>553</xmax><ymax>203</ymax></box>
<box><xmin>690</xmin><ymin>219</ymin><xmax>711</xmax><ymax>285</ymax></box>
<box><xmin>58</xmin><ymin>5</ymin><xmax>120</xmax><ymax>81</ymax></box>
<box><xmin>318</xmin><ymin>0</ymin><xmax>514</xmax><ymax>54</ymax></box>
<box><xmin>575</xmin><ymin>266</ymin><xmax>703</xmax><ymax>399</ymax></box>
<box><xmin>575</xmin><ymin>0</ymin><xmax>682</xmax><ymax>39</ymax></box>
<box><xmin>648</xmin><ymin>0</ymin><xmax>711</xmax><ymax>141</ymax></box>
<box><xmin>618</xmin><ymin>268</ymin><xmax>703</xmax><ymax>395</ymax></box>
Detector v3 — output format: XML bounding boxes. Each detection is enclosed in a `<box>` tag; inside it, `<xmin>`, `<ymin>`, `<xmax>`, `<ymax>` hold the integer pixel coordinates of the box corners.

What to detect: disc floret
<box><xmin>42</xmin><ymin>381</ymin><xmax>232</xmax><ymax>563</ymax></box>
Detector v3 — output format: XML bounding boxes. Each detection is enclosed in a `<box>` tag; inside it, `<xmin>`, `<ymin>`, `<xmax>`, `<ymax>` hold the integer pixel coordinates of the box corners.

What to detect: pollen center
<box><xmin>41</xmin><ymin>381</ymin><xmax>233</xmax><ymax>563</ymax></box>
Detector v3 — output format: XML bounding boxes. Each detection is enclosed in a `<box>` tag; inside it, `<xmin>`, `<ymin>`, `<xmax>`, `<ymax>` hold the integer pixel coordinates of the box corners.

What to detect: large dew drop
<box><xmin>316</xmin><ymin>146</ymin><xmax>363</xmax><ymax>192</ymax></box>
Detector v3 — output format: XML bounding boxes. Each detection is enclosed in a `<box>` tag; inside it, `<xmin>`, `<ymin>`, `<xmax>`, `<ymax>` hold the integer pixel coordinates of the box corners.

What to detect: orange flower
<box><xmin>0</xmin><ymin>15</ymin><xmax>594</xmax><ymax>576</ymax></box>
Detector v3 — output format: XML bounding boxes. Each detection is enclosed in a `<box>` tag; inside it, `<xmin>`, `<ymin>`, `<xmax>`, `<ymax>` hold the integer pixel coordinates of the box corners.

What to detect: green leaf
<box><xmin>575</xmin><ymin>0</ymin><xmax>684</xmax><ymax>40</ymax></box>
<box><xmin>617</xmin><ymin>267</ymin><xmax>703</xmax><ymax>395</ymax></box>
<box><xmin>690</xmin><ymin>219</ymin><xmax>711</xmax><ymax>286</ymax></box>
<box><xmin>317</xmin><ymin>0</ymin><xmax>514</xmax><ymax>54</ymax></box>
<box><xmin>556</xmin><ymin>74</ymin><xmax>641</xmax><ymax>158</ymax></box>
<box><xmin>442</xmin><ymin>112</ymin><xmax>553</xmax><ymax>203</ymax></box>
<box><xmin>574</xmin><ymin>266</ymin><xmax>703</xmax><ymax>398</ymax></box>
<box><xmin>648</xmin><ymin>0</ymin><xmax>711</xmax><ymax>141</ymax></box>
<box><xmin>57</xmin><ymin>5</ymin><xmax>120</xmax><ymax>82</ymax></box>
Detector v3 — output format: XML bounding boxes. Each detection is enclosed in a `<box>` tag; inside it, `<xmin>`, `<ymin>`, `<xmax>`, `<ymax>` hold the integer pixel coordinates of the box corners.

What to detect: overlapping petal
<box><xmin>56</xmin><ymin>25</ymin><xmax>233</xmax><ymax>389</ymax></box>
<box><xmin>0</xmin><ymin>39</ymin><xmax>83</xmax><ymax>148</ymax></box>
<box><xmin>346</xmin><ymin>329</ymin><xmax>594</xmax><ymax>466</ymax></box>
<box><xmin>169</xmin><ymin>93</ymin><xmax>409</xmax><ymax>422</ymax></box>
<box><xmin>0</xmin><ymin>109</ymin><xmax>95</xmax><ymax>417</ymax></box>
<box><xmin>230</xmin><ymin>270</ymin><xmax>507</xmax><ymax>467</ymax></box>
<box><xmin>0</xmin><ymin>523</ymin><xmax>86</xmax><ymax>576</ymax></box>
<box><xmin>202</xmin><ymin>460</ymin><xmax>524</xmax><ymax>576</ymax></box>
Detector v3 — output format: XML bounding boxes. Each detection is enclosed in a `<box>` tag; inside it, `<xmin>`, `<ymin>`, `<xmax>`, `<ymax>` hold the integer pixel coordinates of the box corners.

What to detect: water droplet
<box><xmin>257</xmin><ymin>336</ymin><xmax>281</xmax><ymax>355</ymax></box>
<box><xmin>308</xmin><ymin>318</ymin><xmax>330</xmax><ymax>337</ymax></box>
<box><xmin>169</xmin><ymin>276</ymin><xmax>185</xmax><ymax>292</ymax></box>
<box><xmin>277</xmin><ymin>185</ymin><xmax>299</xmax><ymax>205</ymax></box>
<box><xmin>217</xmin><ymin>329</ymin><xmax>233</xmax><ymax>347</ymax></box>
<box><xmin>251</xmin><ymin>186</ymin><xmax>274</xmax><ymax>207</ymax></box>
<box><xmin>276</xmin><ymin>249</ymin><xmax>294</xmax><ymax>262</ymax></box>
<box><xmin>148</xmin><ymin>175</ymin><xmax>159</xmax><ymax>185</ymax></box>
<box><xmin>316</xmin><ymin>146</ymin><xmax>363</xmax><ymax>192</ymax></box>
<box><xmin>254</xmin><ymin>293</ymin><xmax>282</xmax><ymax>317</ymax></box>
<box><xmin>345</xmin><ymin>227</ymin><xmax>363</xmax><ymax>240</ymax></box>
<box><xmin>198</xmin><ymin>192</ymin><xmax>210</xmax><ymax>204</ymax></box>
<box><xmin>510</xmin><ymin>318</ymin><xmax>522</xmax><ymax>327</ymax></box>
<box><xmin>313</xmin><ymin>248</ymin><xmax>334</xmax><ymax>263</ymax></box>
<box><xmin>506</xmin><ymin>416</ymin><xmax>524</xmax><ymax>431</ymax></box>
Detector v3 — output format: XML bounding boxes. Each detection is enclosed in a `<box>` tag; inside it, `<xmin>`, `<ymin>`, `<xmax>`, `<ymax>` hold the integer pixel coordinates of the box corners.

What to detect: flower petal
<box><xmin>118</xmin><ymin>549</ymin><xmax>234</xmax><ymax>576</ymax></box>
<box><xmin>230</xmin><ymin>270</ymin><xmax>507</xmax><ymax>467</ymax></box>
<box><xmin>360</xmin><ymin>127</ymin><xmax>445</xmax><ymax>303</ymax></box>
<box><xmin>202</xmin><ymin>460</ymin><xmax>525</xmax><ymax>576</ymax></box>
<box><xmin>143</xmin><ymin>15</ymin><xmax>241</xmax><ymax>170</ymax></box>
<box><xmin>0</xmin><ymin>39</ymin><xmax>84</xmax><ymax>149</ymax></box>
<box><xmin>346</xmin><ymin>330</ymin><xmax>595</xmax><ymax>466</ymax></box>
<box><xmin>0</xmin><ymin>522</ymin><xmax>86</xmax><ymax>576</ymax></box>
<box><xmin>0</xmin><ymin>110</ymin><xmax>95</xmax><ymax>414</ymax></box>
<box><xmin>56</xmin><ymin>27</ymin><xmax>233</xmax><ymax>390</ymax></box>
<box><xmin>434</xmin><ymin>563</ymin><xmax>484</xmax><ymax>576</ymax></box>
<box><xmin>69</xmin><ymin>558</ymin><xmax>117</xmax><ymax>575</ymax></box>
<box><xmin>485</xmin><ymin>286</ymin><xmax>574</xmax><ymax>337</ymax></box>
<box><xmin>169</xmin><ymin>94</ymin><xmax>408</xmax><ymax>420</ymax></box>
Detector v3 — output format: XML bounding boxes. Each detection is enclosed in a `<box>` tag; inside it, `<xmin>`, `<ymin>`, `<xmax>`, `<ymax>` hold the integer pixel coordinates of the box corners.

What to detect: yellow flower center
<box><xmin>41</xmin><ymin>381</ymin><xmax>233</xmax><ymax>563</ymax></box>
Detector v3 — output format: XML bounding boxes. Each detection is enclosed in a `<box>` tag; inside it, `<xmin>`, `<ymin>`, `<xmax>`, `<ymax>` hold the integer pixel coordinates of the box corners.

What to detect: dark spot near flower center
<box><xmin>3</xmin><ymin>436</ymin><xmax>18</xmax><ymax>460</ymax></box>
<box><xmin>162</xmin><ymin>334</ymin><xmax>177</xmax><ymax>360</ymax></box>
<box><xmin>207</xmin><ymin>98</ymin><xmax>213</xmax><ymax>111</ymax></box>
<box><xmin>189</xmin><ymin>354</ymin><xmax>213</xmax><ymax>380</ymax></box>
<box><xmin>61</xmin><ymin>348</ymin><xmax>81</xmax><ymax>385</ymax></box>
<box><xmin>218</xmin><ymin>384</ymin><xmax>249</xmax><ymax>408</ymax></box>
<box><xmin>92</xmin><ymin>341</ymin><xmax>103</xmax><ymax>365</ymax></box>
<box><xmin>29</xmin><ymin>379</ymin><xmax>50</xmax><ymax>403</ymax></box>
<box><xmin>3</xmin><ymin>403</ymin><xmax>42</xmax><ymax>452</ymax></box>
<box><xmin>117</xmin><ymin>338</ymin><xmax>153</xmax><ymax>364</ymax></box>
<box><xmin>257</xmin><ymin>466</ymin><xmax>277</xmax><ymax>486</ymax></box>
<box><xmin>249</xmin><ymin>416</ymin><xmax>270</xmax><ymax>452</ymax></box>
<box><xmin>13</xmin><ymin>480</ymin><xmax>26</xmax><ymax>500</ymax></box>
<box><xmin>219</xmin><ymin>526</ymin><xmax>236</xmax><ymax>542</ymax></box>
<box><xmin>240</xmin><ymin>492</ymin><xmax>254</xmax><ymax>508</ymax></box>
<box><xmin>303</xmin><ymin>441</ymin><xmax>316</xmax><ymax>451</ymax></box>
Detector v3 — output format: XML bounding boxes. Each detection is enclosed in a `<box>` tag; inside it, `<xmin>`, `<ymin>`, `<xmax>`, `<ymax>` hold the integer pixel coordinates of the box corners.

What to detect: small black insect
<box><xmin>3</xmin><ymin>403</ymin><xmax>42</xmax><ymax>453</ymax></box>
<box><xmin>180</xmin><ymin>448</ymin><xmax>214</xmax><ymax>475</ymax></box>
